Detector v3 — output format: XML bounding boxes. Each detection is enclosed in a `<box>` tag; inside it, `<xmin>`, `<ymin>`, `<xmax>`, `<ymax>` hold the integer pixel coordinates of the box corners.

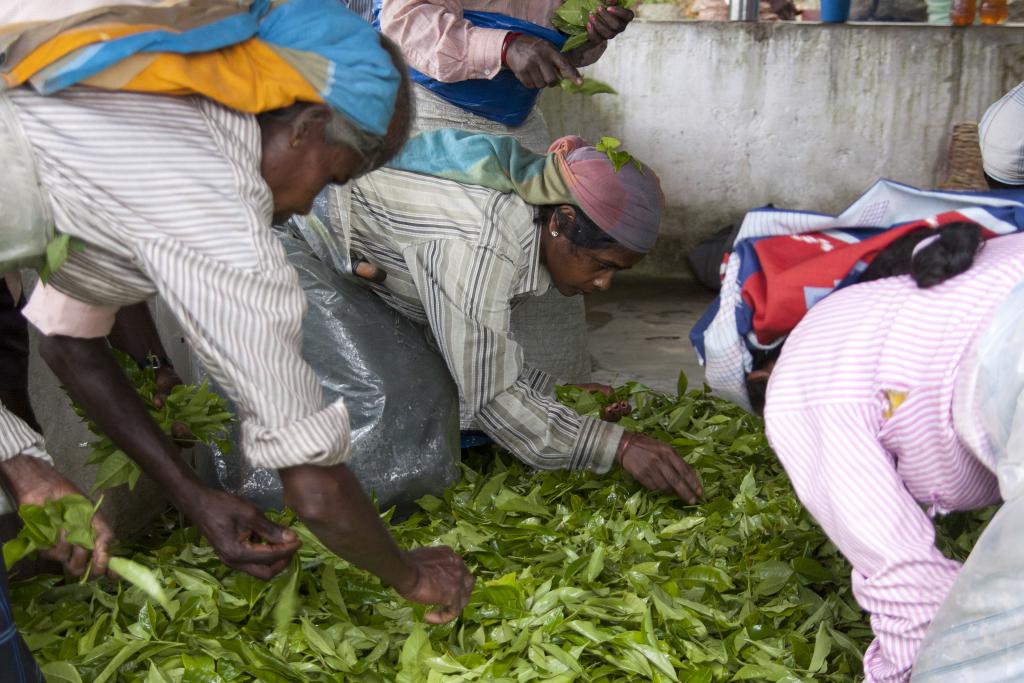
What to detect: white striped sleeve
<box><xmin>0</xmin><ymin>404</ymin><xmax>51</xmax><ymax>465</ymax></box>
<box><xmin>137</xmin><ymin>238</ymin><xmax>350</xmax><ymax>470</ymax></box>
<box><xmin>405</xmin><ymin>238</ymin><xmax>621</xmax><ymax>473</ymax></box>
<box><xmin>765</xmin><ymin>403</ymin><xmax>961</xmax><ymax>683</ymax></box>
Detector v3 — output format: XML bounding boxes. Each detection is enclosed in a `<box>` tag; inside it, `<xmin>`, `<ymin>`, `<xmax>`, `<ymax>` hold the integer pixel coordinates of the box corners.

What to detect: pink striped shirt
<box><xmin>764</xmin><ymin>233</ymin><xmax>1024</xmax><ymax>682</ymax></box>
<box><xmin>379</xmin><ymin>0</ymin><xmax>561</xmax><ymax>83</ymax></box>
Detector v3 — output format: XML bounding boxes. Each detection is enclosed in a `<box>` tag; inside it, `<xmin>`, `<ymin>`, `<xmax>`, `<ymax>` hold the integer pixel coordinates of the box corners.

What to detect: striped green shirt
<box><xmin>302</xmin><ymin>168</ymin><xmax>622</xmax><ymax>473</ymax></box>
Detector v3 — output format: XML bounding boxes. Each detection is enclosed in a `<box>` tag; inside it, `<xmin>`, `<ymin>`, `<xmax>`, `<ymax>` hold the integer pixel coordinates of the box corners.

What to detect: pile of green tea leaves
<box><xmin>10</xmin><ymin>377</ymin><xmax>989</xmax><ymax>682</ymax></box>
<box><xmin>76</xmin><ymin>350</ymin><xmax>234</xmax><ymax>492</ymax></box>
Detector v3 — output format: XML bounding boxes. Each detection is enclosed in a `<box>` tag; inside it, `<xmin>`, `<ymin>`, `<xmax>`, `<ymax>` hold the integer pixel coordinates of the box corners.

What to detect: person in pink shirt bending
<box><xmin>753</xmin><ymin>225</ymin><xmax>1024</xmax><ymax>682</ymax></box>
<box><xmin>378</xmin><ymin>0</ymin><xmax>633</xmax><ymax>150</ymax></box>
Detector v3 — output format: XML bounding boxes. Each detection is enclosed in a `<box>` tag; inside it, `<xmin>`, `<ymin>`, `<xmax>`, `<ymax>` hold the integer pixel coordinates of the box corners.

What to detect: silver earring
<box><xmin>550</xmin><ymin>230</ymin><xmax>559</xmax><ymax>238</ymax></box>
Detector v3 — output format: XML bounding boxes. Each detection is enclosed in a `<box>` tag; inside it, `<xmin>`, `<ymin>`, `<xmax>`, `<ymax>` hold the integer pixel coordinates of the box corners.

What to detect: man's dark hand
<box><xmin>504</xmin><ymin>34</ymin><xmax>582</xmax><ymax>89</ymax></box>
<box><xmin>190</xmin><ymin>488</ymin><xmax>301</xmax><ymax>579</ymax></box>
<box><xmin>395</xmin><ymin>546</ymin><xmax>475</xmax><ymax>624</ymax></box>
<box><xmin>567</xmin><ymin>0</ymin><xmax>635</xmax><ymax>68</ymax></box>
<box><xmin>617</xmin><ymin>433</ymin><xmax>703</xmax><ymax>504</ymax></box>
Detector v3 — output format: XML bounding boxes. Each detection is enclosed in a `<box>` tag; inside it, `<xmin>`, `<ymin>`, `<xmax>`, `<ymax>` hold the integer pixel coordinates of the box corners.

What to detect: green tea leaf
<box><xmin>559</xmin><ymin>77</ymin><xmax>617</xmax><ymax>96</ymax></box>
<box><xmin>39</xmin><ymin>661</ymin><xmax>83</xmax><ymax>683</ymax></box>
<box><xmin>109</xmin><ymin>556</ymin><xmax>171</xmax><ymax>612</ymax></box>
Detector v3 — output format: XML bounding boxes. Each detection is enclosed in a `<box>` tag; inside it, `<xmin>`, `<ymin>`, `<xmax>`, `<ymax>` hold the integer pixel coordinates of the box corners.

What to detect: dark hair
<box><xmin>986</xmin><ymin>172</ymin><xmax>1021</xmax><ymax>191</ymax></box>
<box><xmin>858</xmin><ymin>221</ymin><xmax>984</xmax><ymax>288</ymax></box>
<box><xmin>745</xmin><ymin>221</ymin><xmax>984</xmax><ymax>416</ymax></box>
<box><xmin>537</xmin><ymin>205</ymin><xmax>619</xmax><ymax>250</ymax></box>
<box><xmin>745</xmin><ymin>346</ymin><xmax>782</xmax><ymax>416</ymax></box>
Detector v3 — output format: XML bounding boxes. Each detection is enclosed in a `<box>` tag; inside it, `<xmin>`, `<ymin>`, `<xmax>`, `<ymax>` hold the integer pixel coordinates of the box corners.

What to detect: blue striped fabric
<box><xmin>0</xmin><ymin>567</ymin><xmax>42</xmax><ymax>683</ymax></box>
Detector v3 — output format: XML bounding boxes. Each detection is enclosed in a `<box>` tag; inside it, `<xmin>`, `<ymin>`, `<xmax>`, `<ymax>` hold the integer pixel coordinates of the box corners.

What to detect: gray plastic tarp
<box><xmin>196</xmin><ymin>231</ymin><xmax>461</xmax><ymax>512</ymax></box>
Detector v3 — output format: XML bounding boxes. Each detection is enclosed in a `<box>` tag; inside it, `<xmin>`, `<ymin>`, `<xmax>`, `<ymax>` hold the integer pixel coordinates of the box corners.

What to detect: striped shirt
<box><xmin>5</xmin><ymin>87</ymin><xmax>350</xmax><ymax>471</ymax></box>
<box><xmin>0</xmin><ymin>406</ymin><xmax>48</xmax><ymax>466</ymax></box>
<box><xmin>764</xmin><ymin>233</ymin><xmax>1024</xmax><ymax>683</ymax></box>
<box><xmin>309</xmin><ymin>168</ymin><xmax>623</xmax><ymax>472</ymax></box>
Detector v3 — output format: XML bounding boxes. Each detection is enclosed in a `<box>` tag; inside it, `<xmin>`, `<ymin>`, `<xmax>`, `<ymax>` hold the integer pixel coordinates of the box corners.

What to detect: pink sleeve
<box><xmin>765</xmin><ymin>403</ymin><xmax>962</xmax><ymax>683</ymax></box>
<box><xmin>379</xmin><ymin>0</ymin><xmax>509</xmax><ymax>83</ymax></box>
<box><xmin>22</xmin><ymin>282</ymin><xmax>119</xmax><ymax>338</ymax></box>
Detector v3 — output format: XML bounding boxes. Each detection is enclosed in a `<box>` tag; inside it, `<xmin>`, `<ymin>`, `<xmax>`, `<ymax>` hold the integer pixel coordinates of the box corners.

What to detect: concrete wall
<box><xmin>540</xmin><ymin>21</ymin><xmax>1024</xmax><ymax>278</ymax></box>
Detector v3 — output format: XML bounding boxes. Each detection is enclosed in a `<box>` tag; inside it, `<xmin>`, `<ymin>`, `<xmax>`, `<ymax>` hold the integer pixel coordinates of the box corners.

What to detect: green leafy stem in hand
<box><xmin>3</xmin><ymin>494</ymin><xmax>99</xmax><ymax>570</ymax></box>
<box><xmin>4</xmin><ymin>494</ymin><xmax>171</xmax><ymax>611</ymax></box>
<box><xmin>552</xmin><ymin>0</ymin><xmax>639</xmax><ymax>52</ymax></box>
<box><xmin>559</xmin><ymin>77</ymin><xmax>618</xmax><ymax>97</ymax></box>
<box><xmin>73</xmin><ymin>349</ymin><xmax>235</xmax><ymax>492</ymax></box>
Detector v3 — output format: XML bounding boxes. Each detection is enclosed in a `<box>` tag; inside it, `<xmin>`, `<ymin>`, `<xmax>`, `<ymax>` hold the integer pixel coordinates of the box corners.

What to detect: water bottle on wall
<box><xmin>949</xmin><ymin>0</ymin><xmax>975</xmax><ymax>24</ymax></box>
<box><xmin>979</xmin><ymin>0</ymin><xmax>1008</xmax><ymax>23</ymax></box>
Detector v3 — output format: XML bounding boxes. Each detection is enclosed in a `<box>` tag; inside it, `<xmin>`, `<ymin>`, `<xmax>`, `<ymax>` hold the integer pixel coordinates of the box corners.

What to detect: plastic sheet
<box><xmin>912</xmin><ymin>279</ymin><xmax>1024</xmax><ymax>682</ymax></box>
<box><xmin>195</xmin><ymin>231</ymin><xmax>461</xmax><ymax>512</ymax></box>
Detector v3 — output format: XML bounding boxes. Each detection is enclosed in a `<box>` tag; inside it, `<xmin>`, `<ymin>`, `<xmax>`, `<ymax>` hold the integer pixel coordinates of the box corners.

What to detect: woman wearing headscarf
<box><xmin>377</xmin><ymin>0</ymin><xmax>637</xmax><ymax>407</ymax></box>
<box><xmin>292</xmin><ymin>131</ymin><xmax>703</xmax><ymax>502</ymax></box>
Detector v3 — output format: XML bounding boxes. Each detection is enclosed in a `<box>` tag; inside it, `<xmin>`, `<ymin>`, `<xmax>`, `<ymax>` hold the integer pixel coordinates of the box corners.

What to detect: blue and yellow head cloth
<box><xmin>0</xmin><ymin>0</ymin><xmax>399</xmax><ymax>136</ymax></box>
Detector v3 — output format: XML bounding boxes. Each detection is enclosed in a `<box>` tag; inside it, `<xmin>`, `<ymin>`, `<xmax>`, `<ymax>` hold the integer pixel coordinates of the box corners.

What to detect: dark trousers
<box><xmin>0</xmin><ymin>278</ymin><xmax>43</xmax><ymax>681</ymax></box>
<box><xmin>0</xmin><ymin>278</ymin><xmax>28</xmax><ymax>393</ymax></box>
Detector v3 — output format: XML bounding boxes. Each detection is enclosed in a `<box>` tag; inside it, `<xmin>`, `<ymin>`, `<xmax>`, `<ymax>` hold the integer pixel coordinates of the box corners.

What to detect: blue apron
<box><xmin>374</xmin><ymin>4</ymin><xmax>567</xmax><ymax>126</ymax></box>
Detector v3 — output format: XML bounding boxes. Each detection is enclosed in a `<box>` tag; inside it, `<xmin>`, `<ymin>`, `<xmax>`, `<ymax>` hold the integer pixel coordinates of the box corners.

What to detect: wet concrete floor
<box><xmin>585</xmin><ymin>278</ymin><xmax>717</xmax><ymax>395</ymax></box>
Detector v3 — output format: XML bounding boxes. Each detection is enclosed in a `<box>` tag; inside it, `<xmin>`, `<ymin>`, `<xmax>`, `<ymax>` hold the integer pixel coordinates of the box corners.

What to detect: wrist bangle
<box><xmin>501</xmin><ymin>31</ymin><xmax>522</xmax><ymax>68</ymax></box>
<box><xmin>616</xmin><ymin>431</ymin><xmax>637</xmax><ymax>464</ymax></box>
<box><xmin>139</xmin><ymin>354</ymin><xmax>173</xmax><ymax>371</ymax></box>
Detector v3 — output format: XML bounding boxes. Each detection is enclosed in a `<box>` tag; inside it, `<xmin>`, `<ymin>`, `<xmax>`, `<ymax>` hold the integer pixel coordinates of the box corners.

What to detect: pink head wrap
<box><xmin>548</xmin><ymin>135</ymin><xmax>665</xmax><ymax>254</ymax></box>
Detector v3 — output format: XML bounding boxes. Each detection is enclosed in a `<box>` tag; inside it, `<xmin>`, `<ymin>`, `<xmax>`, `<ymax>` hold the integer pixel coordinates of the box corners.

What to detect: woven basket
<box><xmin>939</xmin><ymin>122</ymin><xmax>988</xmax><ymax>192</ymax></box>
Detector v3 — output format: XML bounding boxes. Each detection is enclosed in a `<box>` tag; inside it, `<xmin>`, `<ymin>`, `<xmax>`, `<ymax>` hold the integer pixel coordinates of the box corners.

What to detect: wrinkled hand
<box><xmin>190</xmin><ymin>488</ymin><xmax>301</xmax><ymax>579</ymax></box>
<box><xmin>617</xmin><ymin>433</ymin><xmax>703</xmax><ymax>504</ymax></box>
<box><xmin>16</xmin><ymin>464</ymin><xmax>114</xmax><ymax>578</ymax></box>
<box><xmin>151</xmin><ymin>366</ymin><xmax>194</xmax><ymax>446</ymax></box>
<box><xmin>601</xmin><ymin>399</ymin><xmax>631</xmax><ymax>422</ymax></box>
<box><xmin>504</xmin><ymin>34</ymin><xmax>582</xmax><ymax>89</ymax></box>
<box><xmin>396</xmin><ymin>546</ymin><xmax>475</xmax><ymax>624</ymax></box>
<box><xmin>567</xmin><ymin>0</ymin><xmax>635</xmax><ymax>68</ymax></box>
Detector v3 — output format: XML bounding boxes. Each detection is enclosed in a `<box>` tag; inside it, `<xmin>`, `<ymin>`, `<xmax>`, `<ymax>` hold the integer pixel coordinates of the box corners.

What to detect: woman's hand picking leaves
<box><xmin>504</xmin><ymin>34</ymin><xmax>583</xmax><ymax>89</ymax></box>
<box><xmin>395</xmin><ymin>545</ymin><xmax>475</xmax><ymax>624</ymax></box>
<box><xmin>616</xmin><ymin>432</ymin><xmax>703</xmax><ymax>504</ymax></box>
<box><xmin>567</xmin><ymin>0</ymin><xmax>634</xmax><ymax>68</ymax></box>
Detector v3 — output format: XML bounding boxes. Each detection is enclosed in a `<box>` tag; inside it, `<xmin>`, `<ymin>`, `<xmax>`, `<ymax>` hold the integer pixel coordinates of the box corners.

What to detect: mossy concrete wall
<box><xmin>540</xmin><ymin>21</ymin><xmax>1024</xmax><ymax>278</ymax></box>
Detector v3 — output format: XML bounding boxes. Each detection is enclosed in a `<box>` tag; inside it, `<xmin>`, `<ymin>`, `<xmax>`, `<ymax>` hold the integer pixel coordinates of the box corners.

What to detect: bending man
<box><xmin>1</xmin><ymin>1</ymin><xmax>473</xmax><ymax>622</ymax></box>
